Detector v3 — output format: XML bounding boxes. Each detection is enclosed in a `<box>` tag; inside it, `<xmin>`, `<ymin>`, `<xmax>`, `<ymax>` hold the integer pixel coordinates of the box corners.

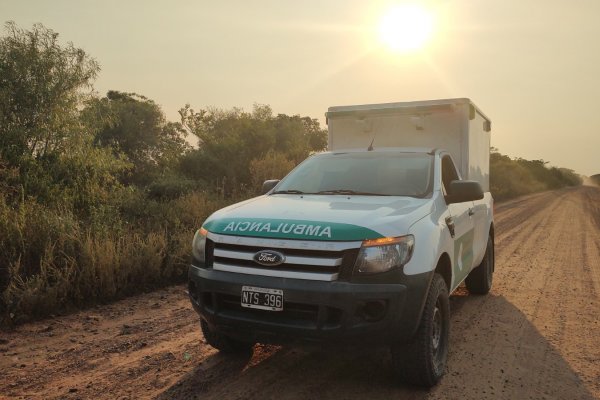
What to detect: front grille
<box><xmin>215</xmin><ymin>242</ymin><xmax>342</xmax><ymax>259</ymax></box>
<box><xmin>215</xmin><ymin>257</ymin><xmax>339</xmax><ymax>274</ymax></box>
<box><xmin>209</xmin><ymin>239</ymin><xmax>360</xmax><ymax>280</ymax></box>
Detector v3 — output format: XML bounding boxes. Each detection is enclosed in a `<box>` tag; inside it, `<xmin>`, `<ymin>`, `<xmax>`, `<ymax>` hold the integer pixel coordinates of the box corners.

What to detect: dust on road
<box><xmin>2</xmin><ymin>186</ymin><xmax>599</xmax><ymax>400</ymax></box>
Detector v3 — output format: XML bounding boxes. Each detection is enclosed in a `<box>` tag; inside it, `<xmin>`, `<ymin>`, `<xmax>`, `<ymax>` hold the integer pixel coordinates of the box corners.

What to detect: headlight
<box><xmin>354</xmin><ymin>235</ymin><xmax>414</xmax><ymax>274</ymax></box>
<box><xmin>192</xmin><ymin>227</ymin><xmax>208</xmax><ymax>263</ymax></box>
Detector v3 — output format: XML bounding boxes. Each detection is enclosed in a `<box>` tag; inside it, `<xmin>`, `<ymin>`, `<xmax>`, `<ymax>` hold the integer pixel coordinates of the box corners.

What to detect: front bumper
<box><xmin>188</xmin><ymin>265</ymin><xmax>432</xmax><ymax>345</ymax></box>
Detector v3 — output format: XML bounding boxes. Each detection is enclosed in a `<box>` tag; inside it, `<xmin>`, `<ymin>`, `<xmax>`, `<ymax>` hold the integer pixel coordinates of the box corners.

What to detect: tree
<box><xmin>84</xmin><ymin>91</ymin><xmax>190</xmax><ymax>185</ymax></box>
<box><xmin>179</xmin><ymin>104</ymin><xmax>327</xmax><ymax>194</ymax></box>
<box><xmin>0</xmin><ymin>22</ymin><xmax>130</xmax><ymax>214</ymax></box>
<box><xmin>0</xmin><ymin>22</ymin><xmax>99</xmax><ymax>165</ymax></box>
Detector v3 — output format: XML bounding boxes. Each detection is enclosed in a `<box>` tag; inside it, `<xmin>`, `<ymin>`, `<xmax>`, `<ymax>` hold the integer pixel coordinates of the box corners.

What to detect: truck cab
<box><xmin>188</xmin><ymin>98</ymin><xmax>495</xmax><ymax>387</ymax></box>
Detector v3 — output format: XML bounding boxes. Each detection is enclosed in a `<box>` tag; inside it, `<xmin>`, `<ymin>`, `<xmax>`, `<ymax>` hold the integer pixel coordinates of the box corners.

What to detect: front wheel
<box><xmin>391</xmin><ymin>273</ymin><xmax>450</xmax><ymax>387</ymax></box>
<box><xmin>465</xmin><ymin>234</ymin><xmax>494</xmax><ymax>295</ymax></box>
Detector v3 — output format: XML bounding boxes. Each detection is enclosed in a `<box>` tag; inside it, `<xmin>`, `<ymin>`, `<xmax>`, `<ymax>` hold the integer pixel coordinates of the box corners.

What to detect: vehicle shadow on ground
<box><xmin>155</xmin><ymin>293</ymin><xmax>595</xmax><ymax>400</ymax></box>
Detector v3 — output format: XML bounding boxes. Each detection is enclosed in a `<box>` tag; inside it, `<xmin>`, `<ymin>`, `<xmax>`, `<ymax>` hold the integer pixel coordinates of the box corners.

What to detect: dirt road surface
<box><xmin>2</xmin><ymin>186</ymin><xmax>599</xmax><ymax>400</ymax></box>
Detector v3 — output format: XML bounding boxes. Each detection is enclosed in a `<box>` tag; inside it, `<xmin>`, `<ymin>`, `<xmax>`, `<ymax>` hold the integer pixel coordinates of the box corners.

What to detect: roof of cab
<box><xmin>317</xmin><ymin>147</ymin><xmax>436</xmax><ymax>155</ymax></box>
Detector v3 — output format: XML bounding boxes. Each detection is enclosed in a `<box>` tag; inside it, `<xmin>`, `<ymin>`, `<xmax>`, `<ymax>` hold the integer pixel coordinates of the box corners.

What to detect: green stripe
<box><xmin>203</xmin><ymin>218</ymin><xmax>384</xmax><ymax>241</ymax></box>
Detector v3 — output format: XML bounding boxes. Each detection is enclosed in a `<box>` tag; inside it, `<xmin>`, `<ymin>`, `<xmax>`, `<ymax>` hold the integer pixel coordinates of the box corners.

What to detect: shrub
<box><xmin>249</xmin><ymin>151</ymin><xmax>296</xmax><ymax>194</ymax></box>
<box><xmin>147</xmin><ymin>175</ymin><xmax>197</xmax><ymax>200</ymax></box>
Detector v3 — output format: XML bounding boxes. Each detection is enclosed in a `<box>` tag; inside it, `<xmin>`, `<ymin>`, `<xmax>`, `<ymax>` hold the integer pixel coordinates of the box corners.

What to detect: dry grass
<box><xmin>0</xmin><ymin>190</ymin><xmax>234</xmax><ymax>325</ymax></box>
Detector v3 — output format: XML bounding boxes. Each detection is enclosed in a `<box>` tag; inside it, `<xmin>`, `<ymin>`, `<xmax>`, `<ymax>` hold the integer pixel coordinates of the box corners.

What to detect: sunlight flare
<box><xmin>378</xmin><ymin>4</ymin><xmax>434</xmax><ymax>53</ymax></box>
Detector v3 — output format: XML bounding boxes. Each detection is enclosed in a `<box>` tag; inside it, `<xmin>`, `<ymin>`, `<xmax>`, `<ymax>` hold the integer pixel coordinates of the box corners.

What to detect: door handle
<box><xmin>468</xmin><ymin>208</ymin><xmax>475</xmax><ymax>216</ymax></box>
<box><xmin>445</xmin><ymin>216</ymin><xmax>456</xmax><ymax>238</ymax></box>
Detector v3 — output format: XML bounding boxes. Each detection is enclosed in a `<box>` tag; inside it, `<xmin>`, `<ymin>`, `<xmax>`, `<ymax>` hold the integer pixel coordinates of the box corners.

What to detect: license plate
<box><xmin>241</xmin><ymin>286</ymin><xmax>283</xmax><ymax>311</ymax></box>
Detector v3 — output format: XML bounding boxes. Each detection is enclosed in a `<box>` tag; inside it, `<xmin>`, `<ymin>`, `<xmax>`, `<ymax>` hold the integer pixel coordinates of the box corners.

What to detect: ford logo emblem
<box><xmin>253</xmin><ymin>250</ymin><xmax>286</xmax><ymax>267</ymax></box>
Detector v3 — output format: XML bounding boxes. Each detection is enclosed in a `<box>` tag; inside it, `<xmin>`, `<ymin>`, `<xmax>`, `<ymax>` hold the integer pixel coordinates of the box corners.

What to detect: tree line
<box><xmin>0</xmin><ymin>22</ymin><xmax>582</xmax><ymax>324</ymax></box>
<box><xmin>489</xmin><ymin>149</ymin><xmax>581</xmax><ymax>200</ymax></box>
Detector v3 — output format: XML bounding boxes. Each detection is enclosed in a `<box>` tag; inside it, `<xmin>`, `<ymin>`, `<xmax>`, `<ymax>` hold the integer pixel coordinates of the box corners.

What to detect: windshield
<box><xmin>274</xmin><ymin>152</ymin><xmax>433</xmax><ymax>197</ymax></box>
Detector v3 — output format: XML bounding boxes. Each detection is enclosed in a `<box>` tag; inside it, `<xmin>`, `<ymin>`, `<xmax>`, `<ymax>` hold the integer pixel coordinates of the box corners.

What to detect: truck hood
<box><xmin>203</xmin><ymin>194</ymin><xmax>434</xmax><ymax>241</ymax></box>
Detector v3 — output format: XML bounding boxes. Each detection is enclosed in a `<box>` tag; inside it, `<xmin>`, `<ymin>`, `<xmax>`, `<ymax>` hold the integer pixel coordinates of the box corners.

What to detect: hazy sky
<box><xmin>2</xmin><ymin>0</ymin><xmax>599</xmax><ymax>175</ymax></box>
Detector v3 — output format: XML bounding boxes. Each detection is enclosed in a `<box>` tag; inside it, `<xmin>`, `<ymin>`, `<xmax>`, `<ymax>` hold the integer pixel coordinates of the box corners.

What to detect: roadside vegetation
<box><xmin>0</xmin><ymin>22</ymin><xmax>582</xmax><ymax>324</ymax></box>
<box><xmin>591</xmin><ymin>174</ymin><xmax>600</xmax><ymax>186</ymax></box>
<box><xmin>490</xmin><ymin>149</ymin><xmax>582</xmax><ymax>200</ymax></box>
<box><xmin>0</xmin><ymin>22</ymin><xmax>325</xmax><ymax>324</ymax></box>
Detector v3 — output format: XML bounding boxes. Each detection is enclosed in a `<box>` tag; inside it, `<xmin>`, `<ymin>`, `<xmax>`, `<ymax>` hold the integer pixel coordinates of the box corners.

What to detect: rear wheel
<box><xmin>465</xmin><ymin>234</ymin><xmax>494</xmax><ymax>295</ymax></box>
<box><xmin>391</xmin><ymin>273</ymin><xmax>450</xmax><ymax>387</ymax></box>
<box><xmin>200</xmin><ymin>319</ymin><xmax>254</xmax><ymax>354</ymax></box>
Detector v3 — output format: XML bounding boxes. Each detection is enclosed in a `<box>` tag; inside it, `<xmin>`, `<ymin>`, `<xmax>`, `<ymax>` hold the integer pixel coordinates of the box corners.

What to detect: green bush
<box><xmin>147</xmin><ymin>175</ymin><xmax>198</xmax><ymax>200</ymax></box>
<box><xmin>249</xmin><ymin>151</ymin><xmax>296</xmax><ymax>194</ymax></box>
<box><xmin>490</xmin><ymin>149</ymin><xmax>582</xmax><ymax>200</ymax></box>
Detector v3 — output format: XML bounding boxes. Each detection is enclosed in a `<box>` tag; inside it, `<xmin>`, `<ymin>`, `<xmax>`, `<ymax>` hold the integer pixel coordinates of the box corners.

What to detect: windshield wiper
<box><xmin>271</xmin><ymin>189</ymin><xmax>306</xmax><ymax>194</ymax></box>
<box><xmin>272</xmin><ymin>189</ymin><xmax>391</xmax><ymax>196</ymax></box>
<box><xmin>316</xmin><ymin>189</ymin><xmax>390</xmax><ymax>196</ymax></box>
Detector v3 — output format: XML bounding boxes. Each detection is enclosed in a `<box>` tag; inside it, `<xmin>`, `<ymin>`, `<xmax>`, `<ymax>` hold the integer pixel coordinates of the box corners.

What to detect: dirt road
<box><xmin>2</xmin><ymin>186</ymin><xmax>599</xmax><ymax>400</ymax></box>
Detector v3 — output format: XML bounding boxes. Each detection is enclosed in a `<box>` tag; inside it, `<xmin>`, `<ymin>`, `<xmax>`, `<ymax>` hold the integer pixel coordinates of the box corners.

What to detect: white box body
<box><xmin>326</xmin><ymin>98</ymin><xmax>491</xmax><ymax>191</ymax></box>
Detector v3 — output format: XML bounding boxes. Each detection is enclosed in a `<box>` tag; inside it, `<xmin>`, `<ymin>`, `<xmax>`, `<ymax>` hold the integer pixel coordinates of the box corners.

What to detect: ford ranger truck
<box><xmin>188</xmin><ymin>98</ymin><xmax>494</xmax><ymax>387</ymax></box>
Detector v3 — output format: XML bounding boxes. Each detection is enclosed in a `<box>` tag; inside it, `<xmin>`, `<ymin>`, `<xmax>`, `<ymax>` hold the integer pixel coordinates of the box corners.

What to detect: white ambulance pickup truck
<box><xmin>188</xmin><ymin>98</ymin><xmax>495</xmax><ymax>386</ymax></box>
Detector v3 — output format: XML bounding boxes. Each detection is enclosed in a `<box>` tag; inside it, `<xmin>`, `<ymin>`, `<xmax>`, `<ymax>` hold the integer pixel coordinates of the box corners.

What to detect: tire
<box><xmin>391</xmin><ymin>273</ymin><xmax>450</xmax><ymax>387</ymax></box>
<box><xmin>465</xmin><ymin>234</ymin><xmax>494</xmax><ymax>295</ymax></box>
<box><xmin>200</xmin><ymin>319</ymin><xmax>254</xmax><ymax>354</ymax></box>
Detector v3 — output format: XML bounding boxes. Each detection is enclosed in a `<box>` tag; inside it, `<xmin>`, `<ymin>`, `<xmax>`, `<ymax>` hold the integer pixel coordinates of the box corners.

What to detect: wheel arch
<box><xmin>435</xmin><ymin>252</ymin><xmax>452</xmax><ymax>292</ymax></box>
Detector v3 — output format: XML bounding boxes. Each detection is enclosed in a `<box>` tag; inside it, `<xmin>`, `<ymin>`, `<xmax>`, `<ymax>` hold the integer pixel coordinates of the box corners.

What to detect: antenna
<box><xmin>367</xmin><ymin>136</ymin><xmax>375</xmax><ymax>151</ymax></box>
<box><xmin>357</xmin><ymin>116</ymin><xmax>375</xmax><ymax>151</ymax></box>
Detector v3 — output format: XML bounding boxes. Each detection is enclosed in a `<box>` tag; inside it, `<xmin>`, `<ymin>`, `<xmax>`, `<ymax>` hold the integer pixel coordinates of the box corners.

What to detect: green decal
<box><xmin>203</xmin><ymin>218</ymin><xmax>384</xmax><ymax>241</ymax></box>
<box><xmin>454</xmin><ymin>228</ymin><xmax>475</xmax><ymax>282</ymax></box>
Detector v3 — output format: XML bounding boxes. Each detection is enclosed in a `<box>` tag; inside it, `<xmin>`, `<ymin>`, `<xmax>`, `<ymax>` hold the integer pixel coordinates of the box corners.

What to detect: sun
<box><xmin>378</xmin><ymin>4</ymin><xmax>434</xmax><ymax>53</ymax></box>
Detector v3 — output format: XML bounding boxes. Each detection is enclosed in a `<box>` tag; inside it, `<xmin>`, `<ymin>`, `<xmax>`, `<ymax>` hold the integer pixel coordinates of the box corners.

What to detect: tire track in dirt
<box><xmin>432</xmin><ymin>189</ymin><xmax>586</xmax><ymax>400</ymax></box>
<box><xmin>500</xmin><ymin>189</ymin><xmax>583</xmax><ymax>399</ymax></box>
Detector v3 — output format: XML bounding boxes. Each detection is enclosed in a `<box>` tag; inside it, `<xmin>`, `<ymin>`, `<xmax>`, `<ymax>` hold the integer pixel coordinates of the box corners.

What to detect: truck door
<box><xmin>470</xmin><ymin>196</ymin><xmax>489</xmax><ymax>267</ymax></box>
<box><xmin>441</xmin><ymin>155</ymin><xmax>475</xmax><ymax>287</ymax></box>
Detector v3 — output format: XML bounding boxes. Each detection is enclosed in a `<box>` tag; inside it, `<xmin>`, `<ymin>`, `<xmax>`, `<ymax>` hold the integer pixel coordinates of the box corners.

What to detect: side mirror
<box><xmin>262</xmin><ymin>179</ymin><xmax>280</xmax><ymax>194</ymax></box>
<box><xmin>447</xmin><ymin>180</ymin><xmax>484</xmax><ymax>203</ymax></box>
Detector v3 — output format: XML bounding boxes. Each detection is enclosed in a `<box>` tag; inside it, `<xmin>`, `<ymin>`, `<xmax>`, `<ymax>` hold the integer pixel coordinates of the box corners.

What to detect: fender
<box><xmin>395</xmin><ymin>192</ymin><xmax>455</xmax><ymax>336</ymax></box>
<box><xmin>406</xmin><ymin>192</ymin><xmax>454</xmax><ymax>279</ymax></box>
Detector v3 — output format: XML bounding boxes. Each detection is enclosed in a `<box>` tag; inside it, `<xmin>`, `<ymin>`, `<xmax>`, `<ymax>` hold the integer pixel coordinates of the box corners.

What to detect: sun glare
<box><xmin>378</xmin><ymin>4</ymin><xmax>434</xmax><ymax>53</ymax></box>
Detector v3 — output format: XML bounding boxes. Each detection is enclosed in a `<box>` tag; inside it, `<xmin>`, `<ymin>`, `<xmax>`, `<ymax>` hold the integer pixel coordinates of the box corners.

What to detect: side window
<box><xmin>441</xmin><ymin>155</ymin><xmax>459</xmax><ymax>196</ymax></box>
